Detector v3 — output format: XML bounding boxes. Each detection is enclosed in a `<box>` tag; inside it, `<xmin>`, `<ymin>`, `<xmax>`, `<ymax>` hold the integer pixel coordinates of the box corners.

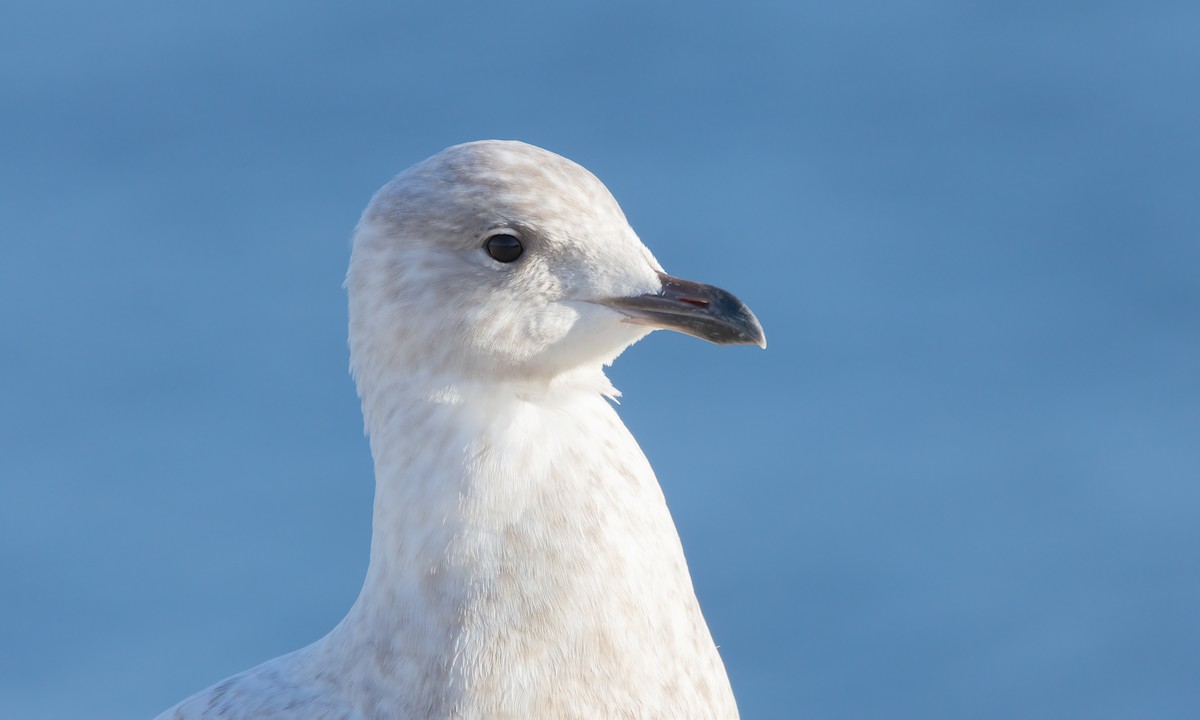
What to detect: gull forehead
<box><xmin>362</xmin><ymin>140</ymin><xmax>636</xmax><ymax>249</ymax></box>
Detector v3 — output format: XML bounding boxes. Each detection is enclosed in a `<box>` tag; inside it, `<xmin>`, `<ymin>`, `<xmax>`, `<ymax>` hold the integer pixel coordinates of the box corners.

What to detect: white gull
<box><xmin>156</xmin><ymin>140</ymin><xmax>765</xmax><ymax>720</ymax></box>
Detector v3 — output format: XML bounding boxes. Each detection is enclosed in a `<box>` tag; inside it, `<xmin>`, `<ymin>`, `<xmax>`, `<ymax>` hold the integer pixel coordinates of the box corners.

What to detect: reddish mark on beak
<box><xmin>678</xmin><ymin>297</ymin><xmax>710</xmax><ymax>308</ymax></box>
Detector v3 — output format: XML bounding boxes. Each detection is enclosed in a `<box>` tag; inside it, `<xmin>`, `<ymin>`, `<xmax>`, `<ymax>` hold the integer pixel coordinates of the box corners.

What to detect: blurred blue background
<box><xmin>2</xmin><ymin>1</ymin><xmax>1198</xmax><ymax>718</ymax></box>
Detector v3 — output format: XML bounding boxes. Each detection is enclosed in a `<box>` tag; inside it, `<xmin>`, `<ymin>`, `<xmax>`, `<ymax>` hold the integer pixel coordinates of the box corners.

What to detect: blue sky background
<box><xmin>2</xmin><ymin>2</ymin><xmax>1198</xmax><ymax>718</ymax></box>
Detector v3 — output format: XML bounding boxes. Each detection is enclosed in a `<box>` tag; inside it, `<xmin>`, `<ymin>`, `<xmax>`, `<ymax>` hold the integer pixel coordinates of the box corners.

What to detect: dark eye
<box><xmin>484</xmin><ymin>234</ymin><xmax>523</xmax><ymax>263</ymax></box>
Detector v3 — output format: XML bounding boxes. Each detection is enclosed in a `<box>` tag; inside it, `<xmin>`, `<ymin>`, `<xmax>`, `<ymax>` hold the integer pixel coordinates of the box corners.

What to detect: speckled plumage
<box><xmin>157</xmin><ymin>141</ymin><xmax>750</xmax><ymax>720</ymax></box>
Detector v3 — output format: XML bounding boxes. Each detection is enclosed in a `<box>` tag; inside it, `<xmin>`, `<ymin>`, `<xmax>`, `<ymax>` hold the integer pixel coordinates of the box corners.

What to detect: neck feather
<box><xmin>316</xmin><ymin>364</ymin><xmax>737</xmax><ymax>718</ymax></box>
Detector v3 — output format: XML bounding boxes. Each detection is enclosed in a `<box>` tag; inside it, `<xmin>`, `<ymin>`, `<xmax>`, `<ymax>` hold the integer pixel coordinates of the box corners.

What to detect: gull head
<box><xmin>347</xmin><ymin>140</ymin><xmax>764</xmax><ymax>391</ymax></box>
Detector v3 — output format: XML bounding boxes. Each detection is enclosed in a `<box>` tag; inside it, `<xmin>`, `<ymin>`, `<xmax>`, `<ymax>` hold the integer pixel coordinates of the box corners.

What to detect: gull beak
<box><xmin>598</xmin><ymin>272</ymin><xmax>766</xmax><ymax>348</ymax></box>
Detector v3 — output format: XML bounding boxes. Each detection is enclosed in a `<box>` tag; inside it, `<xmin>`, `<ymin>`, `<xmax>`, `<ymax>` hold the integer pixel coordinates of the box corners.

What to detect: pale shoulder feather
<box><xmin>154</xmin><ymin>652</ymin><xmax>365</xmax><ymax>720</ymax></box>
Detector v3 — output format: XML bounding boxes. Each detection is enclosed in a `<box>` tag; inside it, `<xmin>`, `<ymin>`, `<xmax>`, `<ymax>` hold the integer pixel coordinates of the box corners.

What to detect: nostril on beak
<box><xmin>678</xmin><ymin>297</ymin><xmax>709</xmax><ymax>308</ymax></box>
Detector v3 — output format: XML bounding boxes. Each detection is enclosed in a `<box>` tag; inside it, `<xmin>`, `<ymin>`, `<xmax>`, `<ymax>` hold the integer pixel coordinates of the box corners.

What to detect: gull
<box><xmin>156</xmin><ymin>140</ymin><xmax>765</xmax><ymax>720</ymax></box>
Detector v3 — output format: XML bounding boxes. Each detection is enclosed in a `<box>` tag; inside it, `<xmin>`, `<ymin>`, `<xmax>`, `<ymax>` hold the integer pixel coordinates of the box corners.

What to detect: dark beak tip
<box><xmin>739</xmin><ymin>311</ymin><xmax>767</xmax><ymax>349</ymax></box>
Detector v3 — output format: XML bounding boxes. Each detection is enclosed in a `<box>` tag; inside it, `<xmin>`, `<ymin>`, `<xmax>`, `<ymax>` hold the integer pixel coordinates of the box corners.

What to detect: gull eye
<box><xmin>484</xmin><ymin>234</ymin><xmax>523</xmax><ymax>263</ymax></box>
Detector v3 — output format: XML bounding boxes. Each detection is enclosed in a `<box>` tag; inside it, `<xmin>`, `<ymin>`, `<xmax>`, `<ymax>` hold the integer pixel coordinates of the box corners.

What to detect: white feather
<box><xmin>157</xmin><ymin>141</ymin><xmax>740</xmax><ymax>720</ymax></box>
